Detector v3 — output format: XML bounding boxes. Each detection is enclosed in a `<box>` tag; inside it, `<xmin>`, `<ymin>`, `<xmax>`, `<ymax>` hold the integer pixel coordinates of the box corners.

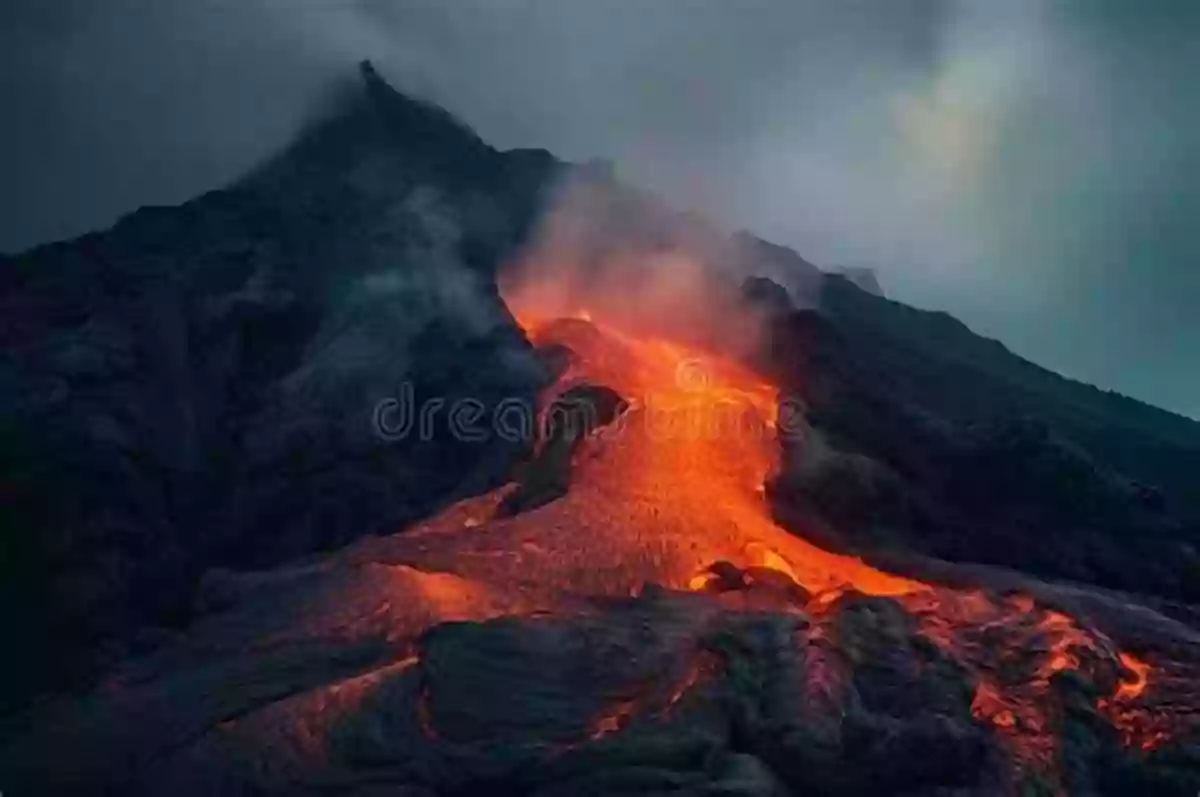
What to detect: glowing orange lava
<box><xmin>505</xmin><ymin>297</ymin><xmax>924</xmax><ymax>600</ymax></box>
<box><xmin>1116</xmin><ymin>651</ymin><xmax>1151</xmax><ymax>701</ymax></box>
<box><xmin>507</xmin><ymin>284</ymin><xmax>1171</xmax><ymax>767</ymax></box>
<box><xmin>358</xmin><ymin>263</ymin><xmax>1171</xmax><ymax>780</ymax></box>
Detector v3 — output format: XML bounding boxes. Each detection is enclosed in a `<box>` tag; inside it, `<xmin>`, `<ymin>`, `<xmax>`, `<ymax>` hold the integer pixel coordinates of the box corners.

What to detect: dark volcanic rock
<box><xmin>695</xmin><ymin>560</ymin><xmax>812</xmax><ymax>609</ymax></box>
<box><xmin>6</xmin><ymin>52</ymin><xmax>1200</xmax><ymax>797</ymax></box>
<box><xmin>0</xmin><ymin>57</ymin><xmax>842</xmax><ymax>709</ymax></box>
<box><xmin>760</xmin><ymin>275</ymin><xmax>1200</xmax><ymax>605</ymax></box>
<box><xmin>0</xmin><ymin>61</ymin><xmax>559</xmax><ymax>705</ymax></box>
<box><xmin>740</xmin><ymin>276</ymin><xmax>793</xmax><ymax>318</ymax></box>
<box><xmin>499</xmin><ymin>382</ymin><xmax>628</xmax><ymax>517</ymax></box>
<box><xmin>4</xmin><ymin>537</ymin><xmax>1197</xmax><ymax>796</ymax></box>
<box><xmin>0</xmin><ymin>585</ymin><xmax>1006</xmax><ymax>796</ymax></box>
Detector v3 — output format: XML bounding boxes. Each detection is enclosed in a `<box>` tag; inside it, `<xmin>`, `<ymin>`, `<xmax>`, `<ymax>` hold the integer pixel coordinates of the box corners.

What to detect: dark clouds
<box><xmin>2</xmin><ymin>0</ymin><xmax>1196</xmax><ymax>417</ymax></box>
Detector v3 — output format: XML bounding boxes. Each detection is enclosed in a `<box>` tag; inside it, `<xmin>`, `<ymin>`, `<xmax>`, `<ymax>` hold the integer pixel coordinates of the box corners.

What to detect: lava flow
<box><xmin>501</xmin><ymin>296</ymin><xmax>922</xmax><ymax>600</ymax></box>
<box><xmin>353</xmin><ymin>255</ymin><xmax>1174</xmax><ymax>786</ymax></box>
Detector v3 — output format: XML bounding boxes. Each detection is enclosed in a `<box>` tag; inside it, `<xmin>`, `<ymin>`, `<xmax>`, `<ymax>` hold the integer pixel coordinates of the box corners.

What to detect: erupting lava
<box><xmin>502</xmin><ymin>295</ymin><xmax>922</xmax><ymax>600</ymax></box>
<box><xmin>349</xmin><ymin>254</ymin><xmax>1174</xmax><ymax>788</ymax></box>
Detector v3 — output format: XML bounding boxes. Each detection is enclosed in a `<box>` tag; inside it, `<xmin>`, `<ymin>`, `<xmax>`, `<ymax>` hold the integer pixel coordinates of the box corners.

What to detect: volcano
<box><xmin>2</xmin><ymin>61</ymin><xmax>1199</xmax><ymax>795</ymax></box>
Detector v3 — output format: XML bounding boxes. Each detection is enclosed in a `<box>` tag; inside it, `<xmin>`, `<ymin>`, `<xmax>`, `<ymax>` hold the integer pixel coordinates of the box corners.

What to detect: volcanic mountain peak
<box><xmin>3</xmin><ymin>60</ymin><xmax>1200</xmax><ymax>795</ymax></box>
<box><xmin>354</xmin><ymin>58</ymin><xmax>491</xmax><ymax>159</ymax></box>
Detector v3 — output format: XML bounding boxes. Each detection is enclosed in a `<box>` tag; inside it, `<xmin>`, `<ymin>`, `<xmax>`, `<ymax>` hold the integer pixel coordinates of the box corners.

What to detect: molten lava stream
<box><xmin>508</xmin><ymin>306</ymin><xmax>924</xmax><ymax>600</ymax></box>
<box><xmin>367</xmin><ymin>288</ymin><xmax>1168</xmax><ymax>778</ymax></box>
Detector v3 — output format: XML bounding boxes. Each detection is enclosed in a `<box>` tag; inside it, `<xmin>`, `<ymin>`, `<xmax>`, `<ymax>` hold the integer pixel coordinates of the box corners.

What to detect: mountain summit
<box><xmin>3</xmin><ymin>61</ymin><xmax>1199</xmax><ymax>795</ymax></box>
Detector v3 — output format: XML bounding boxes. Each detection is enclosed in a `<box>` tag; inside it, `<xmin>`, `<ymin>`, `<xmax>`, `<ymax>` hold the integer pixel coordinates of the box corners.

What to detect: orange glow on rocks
<box><xmin>972</xmin><ymin>681</ymin><xmax>1018</xmax><ymax>729</ymax></box>
<box><xmin>498</xmin><ymin>256</ymin><xmax>924</xmax><ymax>600</ymax></box>
<box><xmin>495</xmin><ymin>259</ymin><xmax>1175</xmax><ymax>773</ymax></box>
<box><xmin>1116</xmin><ymin>651</ymin><xmax>1151</xmax><ymax>701</ymax></box>
<box><xmin>585</xmin><ymin>651</ymin><xmax>714</xmax><ymax>742</ymax></box>
<box><xmin>327</xmin><ymin>237</ymin><xmax>1178</xmax><ymax>785</ymax></box>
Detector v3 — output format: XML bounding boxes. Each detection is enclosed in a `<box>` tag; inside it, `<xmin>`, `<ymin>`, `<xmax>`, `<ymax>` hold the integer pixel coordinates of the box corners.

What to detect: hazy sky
<box><xmin>3</xmin><ymin>0</ymin><xmax>1197</xmax><ymax>418</ymax></box>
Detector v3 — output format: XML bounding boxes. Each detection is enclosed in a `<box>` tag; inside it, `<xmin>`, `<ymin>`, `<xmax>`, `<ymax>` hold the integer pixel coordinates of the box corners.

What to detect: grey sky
<box><xmin>2</xmin><ymin>0</ymin><xmax>1197</xmax><ymax>418</ymax></box>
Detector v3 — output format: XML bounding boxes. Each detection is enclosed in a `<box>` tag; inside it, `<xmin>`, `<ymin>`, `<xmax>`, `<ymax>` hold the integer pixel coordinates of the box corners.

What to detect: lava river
<box><xmin>340</xmin><ymin>277</ymin><xmax>1181</xmax><ymax>786</ymax></box>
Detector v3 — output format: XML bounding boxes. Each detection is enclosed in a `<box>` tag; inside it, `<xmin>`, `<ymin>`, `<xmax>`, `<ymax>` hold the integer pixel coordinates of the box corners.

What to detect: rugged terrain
<box><xmin>2</xmin><ymin>61</ymin><xmax>1199</xmax><ymax>795</ymax></box>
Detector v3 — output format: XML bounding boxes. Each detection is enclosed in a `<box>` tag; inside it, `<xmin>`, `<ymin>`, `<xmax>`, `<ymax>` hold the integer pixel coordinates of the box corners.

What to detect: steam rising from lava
<box><xmin>357</xmin><ymin>176</ymin><xmax>1178</xmax><ymax>787</ymax></box>
<box><xmin>499</xmin><ymin>173</ymin><xmax>767</xmax><ymax>362</ymax></box>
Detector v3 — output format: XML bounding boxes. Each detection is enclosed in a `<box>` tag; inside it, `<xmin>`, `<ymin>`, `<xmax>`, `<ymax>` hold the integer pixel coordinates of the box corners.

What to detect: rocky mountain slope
<box><xmin>2</xmin><ymin>61</ymin><xmax>1199</xmax><ymax>794</ymax></box>
<box><xmin>779</xmin><ymin>276</ymin><xmax>1200</xmax><ymax>605</ymax></box>
<box><xmin>0</xmin><ymin>61</ymin><xmax>827</xmax><ymax>706</ymax></box>
<box><xmin>1</xmin><ymin>62</ymin><xmax>556</xmax><ymax>701</ymax></box>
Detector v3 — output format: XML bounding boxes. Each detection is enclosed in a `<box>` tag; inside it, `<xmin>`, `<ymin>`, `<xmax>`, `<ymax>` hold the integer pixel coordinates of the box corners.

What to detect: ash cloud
<box><xmin>1</xmin><ymin>0</ymin><xmax>1197</xmax><ymax>417</ymax></box>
